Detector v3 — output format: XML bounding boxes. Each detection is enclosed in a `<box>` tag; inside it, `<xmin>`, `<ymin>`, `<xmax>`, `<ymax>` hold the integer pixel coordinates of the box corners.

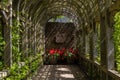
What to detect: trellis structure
<box><xmin>0</xmin><ymin>0</ymin><xmax>120</xmax><ymax>80</ymax></box>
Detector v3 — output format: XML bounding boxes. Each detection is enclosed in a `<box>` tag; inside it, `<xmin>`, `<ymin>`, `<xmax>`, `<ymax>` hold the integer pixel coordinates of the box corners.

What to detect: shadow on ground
<box><xmin>31</xmin><ymin>65</ymin><xmax>88</xmax><ymax>80</ymax></box>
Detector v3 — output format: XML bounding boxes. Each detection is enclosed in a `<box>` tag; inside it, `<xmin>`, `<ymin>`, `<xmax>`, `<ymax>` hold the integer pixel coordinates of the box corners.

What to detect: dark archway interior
<box><xmin>45</xmin><ymin>22</ymin><xmax>75</xmax><ymax>49</ymax></box>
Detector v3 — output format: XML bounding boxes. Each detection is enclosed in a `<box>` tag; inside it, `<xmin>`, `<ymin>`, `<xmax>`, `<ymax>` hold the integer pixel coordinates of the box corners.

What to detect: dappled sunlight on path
<box><xmin>31</xmin><ymin>65</ymin><xmax>87</xmax><ymax>80</ymax></box>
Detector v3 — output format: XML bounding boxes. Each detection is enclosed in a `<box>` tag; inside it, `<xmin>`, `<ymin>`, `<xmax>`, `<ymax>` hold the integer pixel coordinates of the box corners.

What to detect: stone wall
<box><xmin>45</xmin><ymin>22</ymin><xmax>75</xmax><ymax>50</ymax></box>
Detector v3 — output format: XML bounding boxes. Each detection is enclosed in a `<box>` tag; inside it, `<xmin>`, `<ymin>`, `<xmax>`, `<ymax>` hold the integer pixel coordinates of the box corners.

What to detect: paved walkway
<box><xmin>31</xmin><ymin>65</ymin><xmax>88</xmax><ymax>80</ymax></box>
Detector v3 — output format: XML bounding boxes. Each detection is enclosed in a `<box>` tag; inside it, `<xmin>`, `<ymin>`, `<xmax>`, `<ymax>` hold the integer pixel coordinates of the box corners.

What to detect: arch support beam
<box><xmin>3</xmin><ymin>0</ymin><xmax>12</xmax><ymax>67</ymax></box>
<box><xmin>89</xmin><ymin>21</ymin><xmax>98</xmax><ymax>61</ymax></box>
<box><xmin>100</xmin><ymin>9</ymin><xmax>114</xmax><ymax>70</ymax></box>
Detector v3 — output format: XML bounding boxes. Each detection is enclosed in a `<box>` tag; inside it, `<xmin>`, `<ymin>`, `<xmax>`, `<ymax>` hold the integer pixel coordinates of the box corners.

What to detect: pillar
<box><xmin>89</xmin><ymin>21</ymin><xmax>98</xmax><ymax>60</ymax></box>
<box><xmin>85</xmin><ymin>34</ymin><xmax>90</xmax><ymax>56</ymax></box>
<box><xmin>105</xmin><ymin>9</ymin><xmax>114</xmax><ymax>69</ymax></box>
<box><xmin>100</xmin><ymin>9</ymin><xmax>114</xmax><ymax>69</ymax></box>
<box><xmin>21</xmin><ymin>19</ymin><xmax>29</xmax><ymax>58</ymax></box>
<box><xmin>34</xmin><ymin>23</ymin><xmax>37</xmax><ymax>55</ymax></box>
<box><xmin>4</xmin><ymin>0</ymin><xmax>12</xmax><ymax>67</ymax></box>
<box><xmin>81</xmin><ymin>24</ymin><xmax>86</xmax><ymax>55</ymax></box>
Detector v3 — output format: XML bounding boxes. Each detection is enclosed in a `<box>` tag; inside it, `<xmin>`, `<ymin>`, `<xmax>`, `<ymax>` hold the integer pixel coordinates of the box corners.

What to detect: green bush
<box><xmin>0</xmin><ymin>18</ymin><xmax>5</xmax><ymax>70</ymax></box>
<box><xmin>5</xmin><ymin>54</ymin><xmax>42</xmax><ymax>80</ymax></box>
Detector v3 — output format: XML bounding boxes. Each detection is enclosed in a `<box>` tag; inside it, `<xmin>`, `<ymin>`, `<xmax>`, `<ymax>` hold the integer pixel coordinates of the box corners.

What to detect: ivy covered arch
<box><xmin>0</xmin><ymin>0</ymin><xmax>120</xmax><ymax>80</ymax></box>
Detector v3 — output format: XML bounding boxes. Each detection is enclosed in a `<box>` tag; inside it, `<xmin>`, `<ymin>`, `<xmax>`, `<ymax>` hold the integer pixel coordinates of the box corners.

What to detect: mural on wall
<box><xmin>45</xmin><ymin>22</ymin><xmax>75</xmax><ymax>50</ymax></box>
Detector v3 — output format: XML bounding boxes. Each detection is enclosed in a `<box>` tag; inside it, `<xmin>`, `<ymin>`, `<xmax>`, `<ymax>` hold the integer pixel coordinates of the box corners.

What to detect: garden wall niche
<box><xmin>45</xmin><ymin>22</ymin><xmax>75</xmax><ymax>50</ymax></box>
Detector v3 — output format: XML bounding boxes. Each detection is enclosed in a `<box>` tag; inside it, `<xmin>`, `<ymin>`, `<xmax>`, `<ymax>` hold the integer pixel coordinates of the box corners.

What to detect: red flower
<box><xmin>74</xmin><ymin>49</ymin><xmax>78</xmax><ymax>54</ymax></box>
<box><xmin>54</xmin><ymin>49</ymin><xmax>57</xmax><ymax>53</ymax></box>
<box><xmin>69</xmin><ymin>48</ymin><xmax>74</xmax><ymax>54</ymax></box>
<box><xmin>57</xmin><ymin>50</ymin><xmax>62</xmax><ymax>55</ymax></box>
<box><xmin>60</xmin><ymin>50</ymin><xmax>64</xmax><ymax>55</ymax></box>
<box><xmin>62</xmin><ymin>48</ymin><xmax>66</xmax><ymax>51</ymax></box>
<box><xmin>49</xmin><ymin>49</ymin><xmax>55</xmax><ymax>55</ymax></box>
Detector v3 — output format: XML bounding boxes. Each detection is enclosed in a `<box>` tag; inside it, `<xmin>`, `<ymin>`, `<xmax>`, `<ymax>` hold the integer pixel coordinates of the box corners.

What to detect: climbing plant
<box><xmin>94</xmin><ymin>23</ymin><xmax>101</xmax><ymax>63</ymax></box>
<box><xmin>4</xmin><ymin>54</ymin><xmax>43</xmax><ymax>80</ymax></box>
<box><xmin>12</xmin><ymin>18</ymin><xmax>21</xmax><ymax>62</ymax></box>
<box><xmin>0</xmin><ymin>14</ymin><xmax>5</xmax><ymax>70</ymax></box>
<box><xmin>113</xmin><ymin>12</ymin><xmax>120</xmax><ymax>72</ymax></box>
<box><xmin>2</xmin><ymin>0</ymin><xmax>8</xmax><ymax>4</ymax></box>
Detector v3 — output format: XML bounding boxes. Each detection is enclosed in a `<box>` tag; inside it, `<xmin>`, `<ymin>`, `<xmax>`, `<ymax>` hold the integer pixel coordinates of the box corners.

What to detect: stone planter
<box><xmin>0</xmin><ymin>70</ymin><xmax>9</xmax><ymax>79</ymax></box>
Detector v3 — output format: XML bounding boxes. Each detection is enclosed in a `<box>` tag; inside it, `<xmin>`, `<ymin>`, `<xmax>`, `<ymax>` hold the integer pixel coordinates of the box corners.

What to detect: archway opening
<box><xmin>48</xmin><ymin>16</ymin><xmax>73</xmax><ymax>23</ymax></box>
<box><xmin>44</xmin><ymin>16</ymin><xmax>78</xmax><ymax>65</ymax></box>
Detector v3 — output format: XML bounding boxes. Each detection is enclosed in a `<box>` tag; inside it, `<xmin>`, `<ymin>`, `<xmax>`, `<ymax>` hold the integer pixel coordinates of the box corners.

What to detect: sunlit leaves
<box><xmin>114</xmin><ymin>12</ymin><xmax>120</xmax><ymax>72</ymax></box>
<box><xmin>0</xmin><ymin>15</ymin><xmax>5</xmax><ymax>70</ymax></box>
<box><xmin>12</xmin><ymin>19</ymin><xmax>21</xmax><ymax>62</ymax></box>
<box><xmin>5</xmin><ymin>54</ymin><xmax>42</xmax><ymax>80</ymax></box>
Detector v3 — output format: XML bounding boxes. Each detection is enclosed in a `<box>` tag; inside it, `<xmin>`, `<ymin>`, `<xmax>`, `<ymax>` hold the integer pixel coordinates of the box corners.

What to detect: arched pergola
<box><xmin>0</xmin><ymin>0</ymin><xmax>120</xmax><ymax>80</ymax></box>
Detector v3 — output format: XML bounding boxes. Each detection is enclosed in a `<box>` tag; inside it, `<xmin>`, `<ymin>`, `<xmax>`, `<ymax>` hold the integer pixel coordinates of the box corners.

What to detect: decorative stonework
<box><xmin>45</xmin><ymin>22</ymin><xmax>75</xmax><ymax>49</ymax></box>
<box><xmin>55</xmin><ymin>32</ymin><xmax>66</xmax><ymax>43</ymax></box>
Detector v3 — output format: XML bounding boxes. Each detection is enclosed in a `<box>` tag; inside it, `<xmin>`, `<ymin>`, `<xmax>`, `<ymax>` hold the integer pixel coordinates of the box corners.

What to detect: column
<box><xmin>89</xmin><ymin>21</ymin><xmax>98</xmax><ymax>61</ymax></box>
<box><xmin>100</xmin><ymin>9</ymin><xmax>114</xmax><ymax>69</ymax></box>
<box><xmin>105</xmin><ymin>9</ymin><xmax>114</xmax><ymax>69</ymax></box>
<box><xmin>4</xmin><ymin>0</ymin><xmax>12</xmax><ymax>67</ymax></box>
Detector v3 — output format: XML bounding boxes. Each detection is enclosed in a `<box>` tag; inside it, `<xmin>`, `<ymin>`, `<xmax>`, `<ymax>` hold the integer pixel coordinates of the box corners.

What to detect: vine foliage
<box><xmin>114</xmin><ymin>12</ymin><xmax>120</xmax><ymax>72</ymax></box>
<box><xmin>0</xmin><ymin>12</ymin><xmax>5</xmax><ymax>70</ymax></box>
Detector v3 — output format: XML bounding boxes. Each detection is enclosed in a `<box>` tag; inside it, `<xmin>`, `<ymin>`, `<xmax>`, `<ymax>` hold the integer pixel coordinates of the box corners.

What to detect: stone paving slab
<box><xmin>31</xmin><ymin>65</ymin><xmax>88</xmax><ymax>80</ymax></box>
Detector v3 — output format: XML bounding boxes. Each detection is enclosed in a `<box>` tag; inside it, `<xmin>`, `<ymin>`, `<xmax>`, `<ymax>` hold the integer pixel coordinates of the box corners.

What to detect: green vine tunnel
<box><xmin>0</xmin><ymin>0</ymin><xmax>120</xmax><ymax>80</ymax></box>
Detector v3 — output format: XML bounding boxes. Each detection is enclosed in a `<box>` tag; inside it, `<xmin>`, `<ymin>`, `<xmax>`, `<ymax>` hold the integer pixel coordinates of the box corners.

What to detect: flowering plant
<box><xmin>46</xmin><ymin>47</ymin><xmax>79</xmax><ymax>64</ymax></box>
<box><xmin>65</xmin><ymin>48</ymin><xmax>78</xmax><ymax>63</ymax></box>
<box><xmin>47</xmin><ymin>48</ymin><xmax>59</xmax><ymax>63</ymax></box>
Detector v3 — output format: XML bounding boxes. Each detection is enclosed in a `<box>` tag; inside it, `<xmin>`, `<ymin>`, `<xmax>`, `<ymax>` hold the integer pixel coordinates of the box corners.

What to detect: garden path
<box><xmin>31</xmin><ymin>65</ymin><xmax>88</xmax><ymax>80</ymax></box>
